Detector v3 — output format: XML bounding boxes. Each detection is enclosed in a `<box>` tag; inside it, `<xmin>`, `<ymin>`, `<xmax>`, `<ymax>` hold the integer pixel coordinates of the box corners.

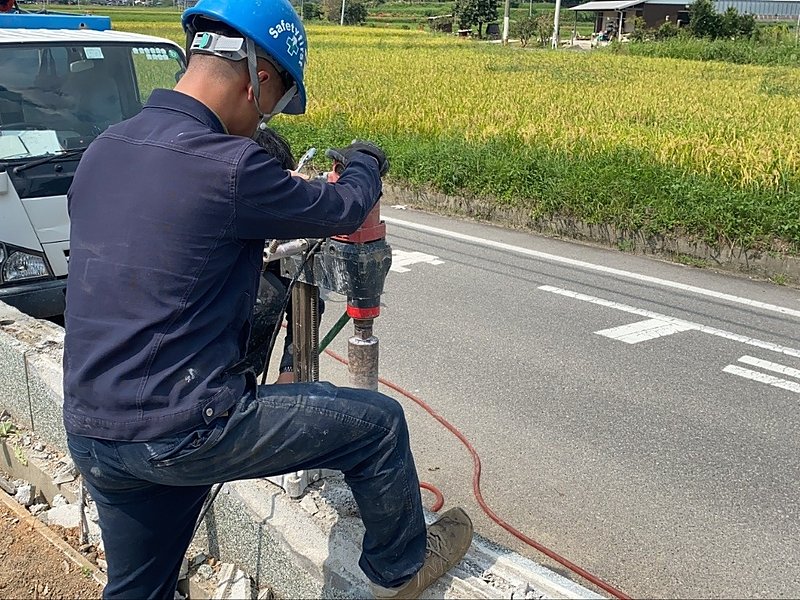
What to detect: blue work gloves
<box><xmin>325</xmin><ymin>140</ymin><xmax>389</xmax><ymax>177</ymax></box>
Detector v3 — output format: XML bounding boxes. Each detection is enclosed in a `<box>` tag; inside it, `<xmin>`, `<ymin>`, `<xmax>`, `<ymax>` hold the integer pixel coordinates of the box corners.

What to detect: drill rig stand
<box><xmin>265</xmin><ymin>203</ymin><xmax>392</xmax><ymax>497</ymax></box>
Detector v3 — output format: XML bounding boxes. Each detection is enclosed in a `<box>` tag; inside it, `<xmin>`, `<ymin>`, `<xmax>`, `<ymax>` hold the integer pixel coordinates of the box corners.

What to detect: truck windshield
<box><xmin>0</xmin><ymin>42</ymin><xmax>185</xmax><ymax>160</ymax></box>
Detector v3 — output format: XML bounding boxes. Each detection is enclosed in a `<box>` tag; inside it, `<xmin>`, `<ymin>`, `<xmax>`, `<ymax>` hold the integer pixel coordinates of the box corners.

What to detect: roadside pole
<box><xmin>340</xmin><ymin>0</ymin><xmax>346</xmax><ymax>26</ymax></box>
<box><xmin>795</xmin><ymin>12</ymin><xmax>799</xmax><ymax>45</ymax></box>
<box><xmin>551</xmin><ymin>0</ymin><xmax>562</xmax><ymax>48</ymax></box>
<box><xmin>502</xmin><ymin>0</ymin><xmax>511</xmax><ymax>44</ymax></box>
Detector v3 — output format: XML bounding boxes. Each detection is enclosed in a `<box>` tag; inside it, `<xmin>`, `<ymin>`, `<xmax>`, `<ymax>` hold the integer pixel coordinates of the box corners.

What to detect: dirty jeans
<box><xmin>67</xmin><ymin>382</ymin><xmax>427</xmax><ymax>599</ymax></box>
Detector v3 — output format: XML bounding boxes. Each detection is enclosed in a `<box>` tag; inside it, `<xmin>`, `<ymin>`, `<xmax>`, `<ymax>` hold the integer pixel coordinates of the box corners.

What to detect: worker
<box><xmin>61</xmin><ymin>0</ymin><xmax>473</xmax><ymax>599</ymax></box>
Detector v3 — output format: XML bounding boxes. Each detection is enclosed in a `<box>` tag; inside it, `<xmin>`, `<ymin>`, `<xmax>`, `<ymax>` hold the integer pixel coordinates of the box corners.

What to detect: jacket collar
<box><xmin>145</xmin><ymin>89</ymin><xmax>228</xmax><ymax>134</ymax></box>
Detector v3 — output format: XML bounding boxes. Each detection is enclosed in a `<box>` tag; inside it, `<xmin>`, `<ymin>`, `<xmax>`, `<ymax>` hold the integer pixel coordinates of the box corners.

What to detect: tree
<box><xmin>513</xmin><ymin>15</ymin><xmax>537</xmax><ymax>47</ymax></box>
<box><xmin>654</xmin><ymin>20</ymin><xmax>680</xmax><ymax>40</ymax></box>
<box><xmin>453</xmin><ymin>0</ymin><xmax>498</xmax><ymax>38</ymax></box>
<box><xmin>689</xmin><ymin>0</ymin><xmax>755</xmax><ymax>40</ymax></box>
<box><xmin>736</xmin><ymin>13</ymin><xmax>756</xmax><ymax>38</ymax></box>
<box><xmin>718</xmin><ymin>6</ymin><xmax>740</xmax><ymax>38</ymax></box>
<box><xmin>689</xmin><ymin>0</ymin><xmax>721</xmax><ymax>38</ymax></box>
<box><xmin>533</xmin><ymin>13</ymin><xmax>553</xmax><ymax>47</ymax></box>
<box><xmin>302</xmin><ymin>1</ymin><xmax>323</xmax><ymax>19</ymax></box>
<box><xmin>323</xmin><ymin>0</ymin><xmax>367</xmax><ymax>25</ymax></box>
<box><xmin>629</xmin><ymin>16</ymin><xmax>649</xmax><ymax>42</ymax></box>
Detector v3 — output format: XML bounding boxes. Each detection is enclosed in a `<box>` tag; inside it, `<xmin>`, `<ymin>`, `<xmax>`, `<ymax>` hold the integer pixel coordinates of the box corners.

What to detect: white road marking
<box><xmin>390</xmin><ymin>250</ymin><xmax>444</xmax><ymax>273</ymax></box>
<box><xmin>722</xmin><ymin>365</ymin><xmax>800</xmax><ymax>394</ymax></box>
<box><xmin>538</xmin><ymin>285</ymin><xmax>800</xmax><ymax>359</ymax></box>
<box><xmin>595</xmin><ymin>318</ymin><xmax>696</xmax><ymax>344</ymax></box>
<box><xmin>737</xmin><ymin>355</ymin><xmax>800</xmax><ymax>380</ymax></box>
<box><xmin>384</xmin><ymin>216</ymin><xmax>800</xmax><ymax>319</ymax></box>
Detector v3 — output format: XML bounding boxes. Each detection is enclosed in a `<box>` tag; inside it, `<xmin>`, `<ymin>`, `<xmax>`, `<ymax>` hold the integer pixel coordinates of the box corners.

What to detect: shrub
<box><xmin>323</xmin><ymin>0</ymin><xmax>368</xmax><ymax>25</ymax></box>
<box><xmin>654</xmin><ymin>21</ymin><xmax>680</xmax><ymax>40</ymax></box>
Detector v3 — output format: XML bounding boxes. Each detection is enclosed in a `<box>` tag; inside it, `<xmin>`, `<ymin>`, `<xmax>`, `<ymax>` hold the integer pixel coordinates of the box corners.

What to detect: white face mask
<box><xmin>245</xmin><ymin>38</ymin><xmax>299</xmax><ymax>138</ymax></box>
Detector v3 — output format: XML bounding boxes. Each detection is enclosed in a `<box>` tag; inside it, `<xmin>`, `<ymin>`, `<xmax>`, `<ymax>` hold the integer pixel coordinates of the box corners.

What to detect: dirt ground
<box><xmin>0</xmin><ymin>504</ymin><xmax>102</xmax><ymax>599</ymax></box>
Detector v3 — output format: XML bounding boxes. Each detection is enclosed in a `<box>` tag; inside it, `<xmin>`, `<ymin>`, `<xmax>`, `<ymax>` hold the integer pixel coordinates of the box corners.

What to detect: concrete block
<box><xmin>0</xmin><ymin>474</ymin><xmax>16</xmax><ymax>495</ymax></box>
<box><xmin>195</xmin><ymin>475</ymin><xmax>604</xmax><ymax>599</ymax></box>
<box><xmin>44</xmin><ymin>503</ymin><xmax>81</xmax><ymax>528</ymax></box>
<box><xmin>14</xmin><ymin>483</ymin><xmax>33</xmax><ymax>507</ymax></box>
<box><xmin>188</xmin><ymin>577</ymin><xmax>211</xmax><ymax>600</ymax></box>
<box><xmin>25</xmin><ymin>353</ymin><xmax>67</xmax><ymax>451</ymax></box>
<box><xmin>213</xmin><ymin>564</ymin><xmax>253</xmax><ymax>600</ymax></box>
<box><xmin>0</xmin><ymin>439</ymin><xmax>79</xmax><ymax>506</ymax></box>
<box><xmin>300</xmin><ymin>494</ymin><xmax>319</xmax><ymax>515</ymax></box>
<box><xmin>196</xmin><ymin>482</ymin><xmax>325</xmax><ymax>600</ymax></box>
<box><xmin>228</xmin><ymin>570</ymin><xmax>253</xmax><ymax>600</ymax></box>
<box><xmin>0</xmin><ymin>303</ymin><xmax>66</xmax><ymax>449</ymax></box>
<box><xmin>213</xmin><ymin>563</ymin><xmax>235</xmax><ymax>599</ymax></box>
<box><xmin>0</xmin><ymin>329</ymin><xmax>33</xmax><ymax>430</ymax></box>
<box><xmin>29</xmin><ymin>502</ymin><xmax>49</xmax><ymax>516</ymax></box>
<box><xmin>53</xmin><ymin>458</ymin><xmax>77</xmax><ymax>484</ymax></box>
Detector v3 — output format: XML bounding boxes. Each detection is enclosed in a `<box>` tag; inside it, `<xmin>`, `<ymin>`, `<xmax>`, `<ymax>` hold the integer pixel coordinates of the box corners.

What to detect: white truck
<box><xmin>0</xmin><ymin>11</ymin><xmax>185</xmax><ymax>318</ymax></box>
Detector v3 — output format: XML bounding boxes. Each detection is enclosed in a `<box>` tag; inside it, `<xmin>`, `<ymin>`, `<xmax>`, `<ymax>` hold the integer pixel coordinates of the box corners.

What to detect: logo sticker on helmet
<box><xmin>286</xmin><ymin>35</ymin><xmax>299</xmax><ymax>56</ymax></box>
<box><xmin>268</xmin><ymin>19</ymin><xmax>306</xmax><ymax>67</ymax></box>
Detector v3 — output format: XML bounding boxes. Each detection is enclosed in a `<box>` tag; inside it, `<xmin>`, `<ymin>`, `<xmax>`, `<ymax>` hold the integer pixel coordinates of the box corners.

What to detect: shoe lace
<box><xmin>425</xmin><ymin>530</ymin><xmax>447</xmax><ymax>564</ymax></box>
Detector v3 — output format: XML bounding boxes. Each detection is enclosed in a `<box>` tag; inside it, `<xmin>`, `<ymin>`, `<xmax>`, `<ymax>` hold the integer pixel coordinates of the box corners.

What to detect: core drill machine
<box><xmin>262</xmin><ymin>158</ymin><xmax>393</xmax><ymax>498</ymax></box>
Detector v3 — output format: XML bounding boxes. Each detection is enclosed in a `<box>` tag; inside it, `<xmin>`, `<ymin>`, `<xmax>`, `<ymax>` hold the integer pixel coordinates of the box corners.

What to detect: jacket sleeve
<box><xmin>233</xmin><ymin>143</ymin><xmax>382</xmax><ymax>240</ymax></box>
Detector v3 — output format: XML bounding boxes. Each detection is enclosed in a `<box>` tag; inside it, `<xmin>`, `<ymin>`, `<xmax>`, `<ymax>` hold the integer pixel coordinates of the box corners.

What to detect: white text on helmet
<box><xmin>269</xmin><ymin>20</ymin><xmax>300</xmax><ymax>39</ymax></box>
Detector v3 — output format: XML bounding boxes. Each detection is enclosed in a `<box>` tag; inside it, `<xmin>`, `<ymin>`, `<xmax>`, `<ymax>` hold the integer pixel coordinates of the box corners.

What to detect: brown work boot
<box><xmin>371</xmin><ymin>507</ymin><xmax>473</xmax><ymax>599</ymax></box>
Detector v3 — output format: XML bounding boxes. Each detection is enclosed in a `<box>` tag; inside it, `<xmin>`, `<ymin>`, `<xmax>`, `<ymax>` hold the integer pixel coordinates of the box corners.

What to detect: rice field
<box><xmin>112</xmin><ymin>11</ymin><xmax>800</xmax><ymax>251</ymax></box>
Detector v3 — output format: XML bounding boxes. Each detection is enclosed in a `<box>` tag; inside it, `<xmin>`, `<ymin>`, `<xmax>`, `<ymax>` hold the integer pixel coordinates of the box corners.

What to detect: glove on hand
<box><xmin>325</xmin><ymin>140</ymin><xmax>389</xmax><ymax>177</ymax></box>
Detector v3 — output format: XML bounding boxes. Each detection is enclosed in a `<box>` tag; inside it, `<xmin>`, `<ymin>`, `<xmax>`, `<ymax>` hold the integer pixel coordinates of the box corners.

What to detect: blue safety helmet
<box><xmin>182</xmin><ymin>0</ymin><xmax>307</xmax><ymax>116</ymax></box>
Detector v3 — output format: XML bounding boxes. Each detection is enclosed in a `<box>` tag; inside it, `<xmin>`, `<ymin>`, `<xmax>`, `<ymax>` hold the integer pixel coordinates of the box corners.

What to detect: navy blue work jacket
<box><xmin>63</xmin><ymin>89</ymin><xmax>381</xmax><ymax>441</ymax></box>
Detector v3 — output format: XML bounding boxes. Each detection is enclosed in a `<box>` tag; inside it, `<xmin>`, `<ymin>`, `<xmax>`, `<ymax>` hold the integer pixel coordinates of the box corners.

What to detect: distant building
<box><xmin>570</xmin><ymin>0</ymin><xmax>800</xmax><ymax>39</ymax></box>
<box><xmin>570</xmin><ymin>0</ymin><xmax>690</xmax><ymax>38</ymax></box>
<box><xmin>714</xmin><ymin>0</ymin><xmax>800</xmax><ymax>20</ymax></box>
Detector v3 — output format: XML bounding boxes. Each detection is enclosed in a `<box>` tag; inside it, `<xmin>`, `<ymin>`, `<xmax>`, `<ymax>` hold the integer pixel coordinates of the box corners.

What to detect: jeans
<box><xmin>68</xmin><ymin>382</ymin><xmax>427</xmax><ymax>599</ymax></box>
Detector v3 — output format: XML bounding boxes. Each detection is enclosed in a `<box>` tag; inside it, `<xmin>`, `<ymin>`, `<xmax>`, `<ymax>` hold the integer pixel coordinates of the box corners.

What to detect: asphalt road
<box><xmin>319</xmin><ymin>206</ymin><xmax>800</xmax><ymax>599</ymax></box>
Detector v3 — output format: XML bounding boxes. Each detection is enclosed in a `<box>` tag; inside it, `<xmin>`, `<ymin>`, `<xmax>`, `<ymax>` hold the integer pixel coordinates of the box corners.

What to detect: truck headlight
<box><xmin>2</xmin><ymin>251</ymin><xmax>49</xmax><ymax>282</ymax></box>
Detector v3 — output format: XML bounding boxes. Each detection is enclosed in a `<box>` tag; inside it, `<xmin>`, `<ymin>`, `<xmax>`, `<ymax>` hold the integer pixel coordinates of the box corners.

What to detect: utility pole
<box><xmin>529</xmin><ymin>0</ymin><xmax>533</xmax><ymax>17</ymax></box>
<box><xmin>796</xmin><ymin>11</ymin><xmax>799</xmax><ymax>46</ymax></box>
<box><xmin>502</xmin><ymin>0</ymin><xmax>511</xmax><ymax>44</ymax></box>
<box><xmin>340</xmin><ymin>0</ymin><xmax>346</xmax><ymax>25</ymax></box>
<box><xmin>551</xmin><ymin>0</ymin><xmax>562</xmax><ymax>48</ymax></box>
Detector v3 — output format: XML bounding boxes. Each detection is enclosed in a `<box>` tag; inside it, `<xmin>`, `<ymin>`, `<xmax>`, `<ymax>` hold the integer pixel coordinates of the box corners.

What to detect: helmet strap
<box><xmin>245</xmin><ymin>37</ymin><xmax>269</xmax><ymax>137</ymax></box>
<box><xmin>246</xmin><ymin>37</ymin><xmax>298</xmax><ymax>136</ymax></box>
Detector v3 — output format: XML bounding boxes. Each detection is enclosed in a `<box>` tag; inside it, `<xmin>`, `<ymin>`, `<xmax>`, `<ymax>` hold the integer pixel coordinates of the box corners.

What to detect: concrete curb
<box><xmin>0</xmin><ymin>301</ymin><xmax>603</xmax><ymax>599</ymax></box>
